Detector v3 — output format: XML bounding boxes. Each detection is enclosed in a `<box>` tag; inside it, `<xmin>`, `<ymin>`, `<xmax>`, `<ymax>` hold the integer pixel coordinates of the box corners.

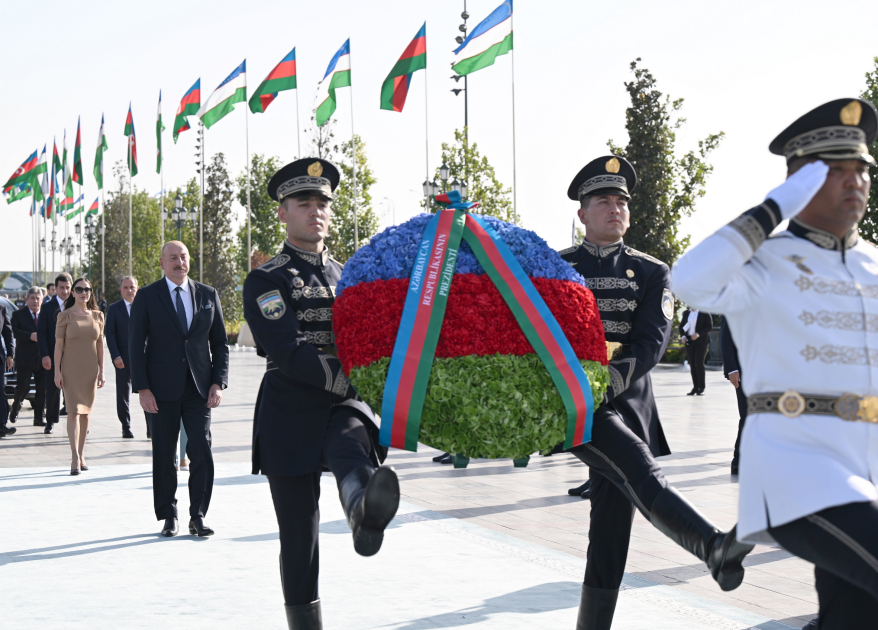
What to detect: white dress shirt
<box><xmin>673</xmin><ymin>215</ymin><xmax>878</xmax><ymax>544</ymax></box>
<box><xmin>164</xmin><ymin>276</ymin><xmax>193</xmax><ymax>329</ymax></box>
<box><xmin>56</xmin><ymin>294</ymin><xmax>65</xmax><ymax>312</ymax></box>
<box><xmin>124</xmin><ymin>299</ymin><xmax>133</xmax><ymax>317</ymax></box>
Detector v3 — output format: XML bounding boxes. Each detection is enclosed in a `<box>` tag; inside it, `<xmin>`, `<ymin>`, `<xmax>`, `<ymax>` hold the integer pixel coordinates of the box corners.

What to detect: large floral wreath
<box><xmin>333</xmin><ymin>213</ymin><xmax>609</xmax><ymax>460</ymax></box>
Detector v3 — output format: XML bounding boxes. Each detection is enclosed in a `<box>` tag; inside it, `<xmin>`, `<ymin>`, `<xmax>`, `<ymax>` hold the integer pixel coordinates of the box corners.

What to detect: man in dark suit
<box><xmin>720</xmin><ymin>319</ymin><xmax>748</xmax><ymax>475</ymax></box>
<box><xmin>0</xmin><ymin>301</ymin><xmax>15</xmax><ymax>437</ymax></box>
<box><xmin>129</xmin><ymin>241</ymin><xmax>229</xmax><ymax>538</ymax></box>
<box><xmin>42</xmin><ymin>283</ymin><xmax>54</xmax><ymax>304</ymax></box>
<box><xmin>9</xmin><ymin>287</ymin><xmax>46</xmax><ymax>427</ymax></box>
<box><xmin>679</xmin><ymin>307</ymin><xmax>713</xmax><ymax>395</ymax></box>
<box><xmin>106</xmin><ymin>276</ymin><xmax>147</xmax><ymax>439</ymax></box>
<box><xmin>37</xmin><ymin>273</ymin><xmax>72</xmax><ymax>434</ymax></box>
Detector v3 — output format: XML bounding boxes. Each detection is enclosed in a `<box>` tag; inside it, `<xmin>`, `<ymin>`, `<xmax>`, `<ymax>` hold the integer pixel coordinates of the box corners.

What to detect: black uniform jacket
<box><xmin>560</xmin><ymin>239</ymin><xmax>673</xmax><ymax>457</ymax></box>
<box><xmin>128</xmin><ymin>278</ymin><xmax>229</xmax><ymax>401</ymax></box>
<box><xmin>0</xmin><ymin>305</ymin><xmax>14</xmax><ymax>363</ymax></box>
<box><xmin>243</xmin><ymin>241</ymin><xmax>383</xmax><ymax>477</ymax></box>
<box><xmin>720</xmin><ymin>319</ymin><xmax>740</xmax><ymax>380</ymax></box>
<box><xmin>11</xmin><ymin>307</ymin><xmax>39</xmax><ymax>367</ymax></box>
<box><xmin>678</xmin><ymin>309</ymin><xmax>713</xmax><ymax>344</ymax></box>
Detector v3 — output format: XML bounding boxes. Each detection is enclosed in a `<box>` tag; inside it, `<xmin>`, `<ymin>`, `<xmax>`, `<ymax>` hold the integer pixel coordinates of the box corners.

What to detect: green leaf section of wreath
<box><xmin>350</xmin><ymin>354</ymin><xmax>610</xmax><ymax>460</ymax></box>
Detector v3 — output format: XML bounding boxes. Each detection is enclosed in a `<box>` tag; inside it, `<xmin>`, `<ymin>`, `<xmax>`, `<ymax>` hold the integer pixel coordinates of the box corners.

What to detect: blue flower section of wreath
<box><xmin>336</xmin><ymin>213</ymin><xmax>586</xmax><ymax>296</ymax></box>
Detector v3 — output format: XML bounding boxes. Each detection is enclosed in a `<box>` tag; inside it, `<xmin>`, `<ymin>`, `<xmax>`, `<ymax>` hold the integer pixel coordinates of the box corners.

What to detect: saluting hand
<box><xmin>765</xmin><ymin>160</ymin><xmax>829</xmax><ymax>219</ymax></box>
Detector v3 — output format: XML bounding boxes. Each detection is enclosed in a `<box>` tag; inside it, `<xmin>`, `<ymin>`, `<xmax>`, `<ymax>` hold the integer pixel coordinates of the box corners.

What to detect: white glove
<box><xmin>765</xmin><ymin>160</ymin><xmax>828</xmax><ymax>220</ymax></box>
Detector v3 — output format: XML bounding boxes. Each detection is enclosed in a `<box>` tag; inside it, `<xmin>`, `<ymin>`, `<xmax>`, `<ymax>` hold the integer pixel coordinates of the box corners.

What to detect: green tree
<box><xmin>236</xmin><ymin>153</ymin><xmax>285</xmax><ymax>270</ymax></box>
<box><xmin>606</xmin><ymin>59</ymin><xmax>723</xmax><ymax>265</ymax></box>
<box><xmin>201</xmin><ymin>153</ymin><xmax>242</xmax><ymax>325</ymax></box>
<box><xmin>325</xmin><ymin>135</ymin><xmax>379</xmax><ymax>263</ymax></box>
<box><xmin>424</xmin><ymin>128</ymin><xmax>514</xmax><ymax>223</ymax></box>
<box><xmin>87</xmin><ymin>162</ymin><xmax>163</xmax><ymax>303</ymax></box>
<box><xmin>861</xmin><ymin>57</ymin><xmax>878</xmax><ymax>242</ymax></box>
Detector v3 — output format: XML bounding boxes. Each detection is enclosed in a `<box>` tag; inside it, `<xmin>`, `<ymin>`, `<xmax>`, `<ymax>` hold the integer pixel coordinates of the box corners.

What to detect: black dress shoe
<box><xmin>160</xmin><ymin>517</ymin><xmax>178</xmax><ymax>537</ymax></box>
<box><xmin>0</xmin><ymin>425</ymin><xmax>16</xmax><ymax>437</ymax></box>
<box><xmin>9</xmin><ymin>405</ymin><xmax>19</xmax><ymax>423</ymax></box>
<box><xmin>438</xmin><ymin>453</ymin><xmax>453</xmax><ymax>464</ymax></box>
<box><xmin>686</xmin><ymin>388</ymin><xmax>698</xmax><ymax>396</ymax></box>
<box><xmin>340</xmin><ymin>466</ymin><xmax>400</xmax><ymax>557</ymax></box>
<box><xmin>568</xmin><ymin>480</ymin><xmax>591</xmax><ymax>496</ymax></box>
<box><xmin>44</xmin><ymin>424</ymin><xmax>54</xmax><ymax>434</ymax></box>
<box><xmin>188</xmin><ymin>517</ymin><xmax>214</xmax><ymax>537</ymax></box>
<box><xmin>801</xmin><ymin>618</ymin><xmax>818</xmax><ymax>630</ymax></box>
<box><xmin>432</xmin><ymin>452</ymin><xmax>450</xmax><ymax>463</ymax></box>
<box><xmin>696</xmin><ymin>389</ymin><xmax>705</xmax><ymax>396</ymax></box>
<box><xmin>122</xmin><ymin>429</ymin><xmax>134</xmax><ymax>439</ymax></box>
<box><xmin>285</xmin><ymin>600</ymin><xmax>322</xmax><ymax>630</ymax></box>
<box><xmin>730</xmin><ymin>462</ymin><xmax>739</xmax><ymax>475</ymax></box>
<box><xmin>33</xmin><ymin>418</ymin><xmax>46</xmax><ymax>426</ymax></box>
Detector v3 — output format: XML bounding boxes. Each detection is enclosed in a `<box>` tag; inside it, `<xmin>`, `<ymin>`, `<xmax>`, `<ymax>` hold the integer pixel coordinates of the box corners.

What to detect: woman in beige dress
<box><xmin>54</xmin><ymin>278</ymin><xmax>105</xmax><ymax>475</ymax></box>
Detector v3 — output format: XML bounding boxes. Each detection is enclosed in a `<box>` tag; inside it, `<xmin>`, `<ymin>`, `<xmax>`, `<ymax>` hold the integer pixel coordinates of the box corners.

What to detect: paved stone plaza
<box><xmin>0</xmin><ymin>352</ymin><xmax>815</xmax><ymax>629</ymax></box>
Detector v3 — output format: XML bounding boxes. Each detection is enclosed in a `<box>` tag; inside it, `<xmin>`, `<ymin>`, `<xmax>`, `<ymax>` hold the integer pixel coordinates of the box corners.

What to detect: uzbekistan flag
<box><xmin>4</xmin><ymin>149</ymin><xmax>40</xmax><ymax>190</ymax></box>
<box><xmin>124</xmin><ymin>103</ymin><xmax>138</xmax><ymax>177</ymax></box>
<box><xmin>198</xmin><ymin>61</ymin><xmax>247</xmax><ymax>129</ymax></box>
<box><xmin>156</xmin><ymin>90</ymin><xmax>165</xmax><ymax>173</ymax></box>
<box><xmin>94</xmin><ymin>114</ymin><xmax>108</xmax><ymax>190</ymax></box>
<box><xmin>65</xmin><ymin>194</ymin><xmax>85</xmax><ymax>220</ymax></box>
<box><xmin>315</xmin><ymin>39</ymin><xmax>351</xmax><ymax>127</ymax></box>
<box><xmin>174</xmin><ymin>79</ymin><xmax>200</xmax><ymax>143</ymax></box>
<box><xmin>73</xmin><ymin>117</ymin><xmax>83</xmax><ymax>184</ymax></box>
<box><xmin>380</xmin><ymin>23</ymin><xmax>426</xmax><ymax>113</ymax></box>
<box><xmin>4</xmin><ymin>182</ymin><xmax>31</xmax><ymax>205</ymax></box>
<box><xmin>452</xmin><ymin>0</ymin><xmax>513</xmax><ymax>76</ymax></box>
<box><xmin>250</xmin><ymin>48</ymin><xmax>297</xmax><ymax>114</ymax></box>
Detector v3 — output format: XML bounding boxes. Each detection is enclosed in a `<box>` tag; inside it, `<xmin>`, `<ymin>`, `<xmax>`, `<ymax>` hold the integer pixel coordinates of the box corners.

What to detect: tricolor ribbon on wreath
<box><xmin>379</xmin><ymin>194</ymin><xmax>595</xmax><ymax>453</ymax></box>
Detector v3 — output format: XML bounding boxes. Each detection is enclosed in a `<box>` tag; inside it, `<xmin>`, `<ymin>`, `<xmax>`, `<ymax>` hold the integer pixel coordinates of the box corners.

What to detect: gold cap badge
<box><xmin>840</xmin><ymin>101</ymin><xmax>863</xmax><ymax>126</ymax></box>
<box><xmin>605</xmin><ymin>158</ymin><xmax>621</xmax><ymax>174</ymax></box>
<box><xmin>307</xmin><ymin>161</ymin><xmax>324</xmax><ymax>177</ymax></box>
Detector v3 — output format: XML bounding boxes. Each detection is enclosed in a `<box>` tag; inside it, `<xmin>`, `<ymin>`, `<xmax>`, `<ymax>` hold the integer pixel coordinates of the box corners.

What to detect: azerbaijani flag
<box><xmin>52</xmin><ymin>141</ymin><xmax>62</xmax><ymax>184</ymax></box>
<box><xmin>73</xmin><ymin>117</ymin><xmax>84</xmax><ymax>184</ymax></box>
<box><xmin>315</xmin><ymin>39</ymin><xmax>351</xmax><ymax>127</ymax></box>
<box><xmin>452</xmin><ymin>0</ymin><xmax>513</xmax><ymax>76</ymax></box>
<box><xmin>3</xmin><ymin>149</ymin><xmax>42</xmax><ymax>190</ymax></box>
<box><xmin>250</xmin><ymin>48</ymin><xmax>297</xmax><ymax>114</ymax></box>
<box><xmin>87</xmin><ymin>197</ymin><xmax>99</xmax><ymax>218</ymax></box>
<box><xmin>124</xmin><ymin>103</ymin><xmax>138</xmax><ymax>177</ymax></box>
<box><xmin>380</xmin><ymin>24</ymin><xmax>426</xmax><ymax>112</ymax></box>
<box><xmin>94</xmin><ymin>114</ymin><xmax>108</xmax><ymax>190</ymax></box>
<box><xmin>46</xmin><ymin>161</ymin><xmax>56</xmax><ymax>219</ymax></box>
<box><xmin>173</xmin><ymin>79</ymin><xmax>200</xmax><ymax>143</ymax></box>
<box><xmin>198</xmin><ymin>61</ymin><xmax>247</xmax><ymax>129</ymax></box>
<box><xmin>156</xmin><ymin>90</ymin><xmax>165</xmax><ymax>174</ymax></box>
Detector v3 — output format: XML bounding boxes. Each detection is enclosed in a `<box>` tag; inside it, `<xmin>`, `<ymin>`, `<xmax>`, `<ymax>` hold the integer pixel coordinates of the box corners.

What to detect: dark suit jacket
<box><xmin>128</xmin><ymin>277</ymin><xmax>229</xmax><ymax>401</ymax></box>
<box><xmin>0</xmin><ymin>305</ymin><xmax>14</xmax><ymax>363</ymax></box>
<box><xmin>37</xmin><ymin>296</ymin><xmax>63</xmax><ymax>360</ymax></box>
<box><xmin>679</xmin><ymin>309</ymin><xmax>713</xmax><ymax>345</ymax></box>
<box><xmin>10</xmin><ymin>307</ymin><xmax>40</xmax><ymax>366</ymax></box>
<box><xmin>721</xmin><ymin>319</ymin><xmax>740</xmax><ymax>379</ymax></box>
<box><xmin>105</xmin><ymin>300</ymin><xmax>133</xmax><ymax>366</ymax></box>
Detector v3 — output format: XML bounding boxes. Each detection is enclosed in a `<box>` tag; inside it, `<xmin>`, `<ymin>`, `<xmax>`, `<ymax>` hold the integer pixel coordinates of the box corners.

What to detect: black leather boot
<box><xmin>285</xmin><ymin>600</ymin><xmax>322</xmax><ymax>630</ymax></box>
<box><xmin>649</xmin><ymin>487</ymin><xmax>754</xmax><ymax>591</ymax></box>
<box><xmin>576</xmin><ymin>584</ymin><xmax>618</xmax><ymax>630</ymax></box>
<box><xmin>339</xmin><ymin>466</ymin><xmax>400</xmax><ymax>557</ymax></box>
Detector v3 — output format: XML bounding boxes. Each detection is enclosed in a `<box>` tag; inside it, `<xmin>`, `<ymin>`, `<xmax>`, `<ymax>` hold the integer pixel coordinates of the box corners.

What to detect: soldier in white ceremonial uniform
<box><xmin>673</xmin><ymin>98</ymin><xmax>878</xmax><ymax>630</ymax></box>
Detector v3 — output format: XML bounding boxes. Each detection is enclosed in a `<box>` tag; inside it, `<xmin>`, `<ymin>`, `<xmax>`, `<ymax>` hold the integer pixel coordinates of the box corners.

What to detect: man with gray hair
<box><xmin>8</xmin><ymin>287</ymin><xmax>46</xmax><ymax>427</ymax></box>
<box><xmin>105</xmin><ymin>275</ymin><xmax>144</xmax><ymax>439</ymax></box>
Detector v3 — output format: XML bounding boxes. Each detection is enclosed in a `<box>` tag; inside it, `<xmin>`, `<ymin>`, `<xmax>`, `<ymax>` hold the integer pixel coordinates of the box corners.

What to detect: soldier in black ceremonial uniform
<box><xmin>559</xmin><ymin>156</ymin><xmax>753</xmax><ymax>630</ymax></box>
<box><xmin>243</xmin><ymin>158</ymin><xmax>399</xmax><ymax>630</ymax></box>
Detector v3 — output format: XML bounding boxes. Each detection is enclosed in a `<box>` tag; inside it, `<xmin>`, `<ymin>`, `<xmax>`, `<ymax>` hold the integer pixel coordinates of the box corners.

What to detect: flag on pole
<box><xmin>3</xmin><ymin>149</ymin><xmax>42</xmax><ymax>190</ymax></box>
<box><xmin>380</xmin><ymin>24</ymin><xmax>427</xmax><ymax>112</ymax></box>
<box><xmin>173</xmin><ymin>79</ymin><xmax>200</xmax><ymax>143</ymax></box>
<box><xmin>87</xmin><ymin>197</ymin><xmax>99</xmax><ymax>217</ymax></box>
<box><xmin>452</xmin><ymin>0</ymin><xmax>513</xmax><ymax>76</ymax></box>
<box><xmin>156</xmin><ymin>90</ymin><xmax>165</xmax><ymax>173</ymax></box>
<box><xmin>65</xmin><ymin>194</ymin><xmax>86</xmax><ymax>220</ymax></box>
<box><xmin>52</xmin><ymin>141</ymin><xmax>62</xmax><ymax>182</ymax></box>
<box><xmin>46</xmin><ymin>159</ymin><xmax>56</xmax><ymax>219</ymax></box>
<box><xmin>198</xmin><ymin>61</ymin><xmax>247</xmax><ymax>129</ymax></box>
<box><xmin>60</xmin><ymin>167</ymin><xmax>75</xmax><ymax>213</ymax></box>
<box><xmin>4</xmin><ymin>182</ymin><xmax>31</xmax><ymax>204</ymax></box>
<box><xmin>94</xmin><ymin>114</ymin><xmax>108</xmax><ymax>189</ymax></box>
<box><xmin>73</xmin><ymin>117</ymin><xmax>84</xmax><ymax>184</ymax></box>
<box><xmin>315</xmin><ymin>40</ymin><xmax>351</xmax><ymax>126</ymax></box>
<box><xmin>249</xmin><ymin>48</ymin><xmax>297</xmax><ymax>114</ymax></box>
<box><xmin>124</xmin><ymin>103</ymin><xmax>138</xmax><ymax>176</ymax></box>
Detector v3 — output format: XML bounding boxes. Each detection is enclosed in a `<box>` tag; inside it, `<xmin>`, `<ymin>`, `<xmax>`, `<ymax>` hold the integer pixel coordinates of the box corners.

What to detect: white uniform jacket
<box><xmin>671</xmin><ymin>199</ymin><xmax>878</xmax><ymax>544</ymax></box>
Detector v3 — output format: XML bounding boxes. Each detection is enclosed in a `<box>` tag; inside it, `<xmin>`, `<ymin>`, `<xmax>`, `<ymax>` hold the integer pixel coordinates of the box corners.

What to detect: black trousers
<box><xmin>685</xmin><ymin>338</ymin><xmax>709</xmax><ymax>391</ymax></box>
<box><xmin>11</xmin><ymin>361</ymin><xmax>46</xmax><ymax>420</ymax></box>
<box><xmin>45</xmin><ymin>361</ymin><xmax>61</xmax><ymax>424</ymax></box>
<box><xmin>769</xmin><ymin>501</ymin><xmax>878</xmax><ymax>630</ymax></box>
<box><xmin>147</xmin><ymin>372</ymin><xmax>213</xmax><ymax>520</ymax></box>
<box><xmin>571</xmin><ymin>406</ymin><xmax>668</xmax><ymax>589</ymax></box>
<box><xmin>0</xmin><ymin>370</ymin><xmax>7</xmax><ymax>423</ymax></box>
<box><xmin>731</xmin><ymin>384</ymin><xmax>747</xmax><ymax>467</ymax></box>
<box><xmin>114</xmin><ymin>364</ymin><xmax>147</xmax><ymax>431</ymax></box>
<box><xmin>266</xmin><ymin>407</ymin><xmax>374</xmax><ymax>606</ymax></box>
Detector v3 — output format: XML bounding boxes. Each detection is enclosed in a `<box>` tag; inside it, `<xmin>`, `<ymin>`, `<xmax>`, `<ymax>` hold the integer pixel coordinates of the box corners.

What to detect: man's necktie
<box><xmin>174</xmin><ymin>287</ymin><xmax>188</xmax><ymax>332</ymax></box>
<box><xmin>33</xmin><ymin>311</ymin><xmax>37</xmax><ymax>328</ymax></box>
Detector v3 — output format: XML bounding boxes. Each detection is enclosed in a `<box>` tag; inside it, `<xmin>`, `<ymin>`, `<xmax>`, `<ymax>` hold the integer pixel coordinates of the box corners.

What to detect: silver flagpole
<box><xmin>349</xmin><ymin>43</ymin><xmax>358</xmax><ymax>251</ymax></box>
<box><xmin>199</xmin><ymin>122</ymin><xmax>204</xmax><ymax>283</ymax></box>
<box><xmin>101</xmin><ymin>187</ymin><xmax>105</xmax><ymax>295</ymax></box>
<box><xmin>128</xmin><ymin>137</ymin><xmax>133</xmax><ymax>276</ymax></box>
<box><xmin>295</xmin><ymin>70</ymin><xmax>301</xmax><ymax>158</ymax></box>
<box><xmin>245</xmin><ymin>95</ymin><xmax>252</xmax><ymax>272</ymax></box>
<box><xmin>510</xmin><ymin>15</ymin><xmax>518</xmax><ymax>225</ymax></box>
<box><xmin>424</xmin><ymin>48</ymin><xmax>430</xmax><ymax>193</ymax></box>
<box><xmin>160</xmin><ymin>164</ymin><xmax>164</xmax><ymax>275</ymax></box>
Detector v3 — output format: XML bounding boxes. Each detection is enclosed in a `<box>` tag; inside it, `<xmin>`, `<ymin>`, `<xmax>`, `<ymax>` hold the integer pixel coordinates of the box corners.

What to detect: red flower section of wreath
<box><xmin>333</xmin><ymin>274</ymin><xmax>607</xmax><ymax>374</ymax></box>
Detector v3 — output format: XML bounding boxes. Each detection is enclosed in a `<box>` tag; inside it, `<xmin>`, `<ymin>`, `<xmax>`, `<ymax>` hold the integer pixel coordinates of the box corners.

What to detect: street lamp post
<box><xmin>164</xmin><ymin>193</ymin><xmax>195</xmax><ymax>240</ymax></box>
<box><xmin>439</xmin><ymin>163</ymin><xmax>450</xmax><ymax>192</ymax></box>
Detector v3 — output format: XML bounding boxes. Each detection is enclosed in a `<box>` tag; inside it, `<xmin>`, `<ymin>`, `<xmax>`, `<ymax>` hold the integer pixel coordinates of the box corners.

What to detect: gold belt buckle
<box><xmin>858</xmin><ymin>396</ymin><xmax>878</xmax><ymax>423</ymax></box>
<box><xmin>777</xmin><ymin>391</ymin><xmax>806</xmax><ymax>418</ymax></box>
<box><xmin>606</xmin><ymin>341</ymin><xmax>623</xmax><ymax>362</ymax></box>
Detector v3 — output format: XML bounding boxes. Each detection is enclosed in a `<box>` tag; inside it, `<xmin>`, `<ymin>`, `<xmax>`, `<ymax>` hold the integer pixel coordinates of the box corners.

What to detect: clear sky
<box><xmin>3</xmin><ymin>0</ymin><xmax>878</xmax><ymax>271</ymax></box>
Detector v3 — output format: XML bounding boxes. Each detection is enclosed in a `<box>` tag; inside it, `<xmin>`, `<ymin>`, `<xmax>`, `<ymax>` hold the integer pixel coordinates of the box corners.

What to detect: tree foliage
<box><xmin>201</xmin><ymin>153</ymin><xmax>242</xmax><ymax>324</ymax></box>
<box><xmin>606</xmin><ymin>59</ymin><xmax>723</xmax><ymax>265</ymax></box>
<box><xmin>325</xmin><ymin>135</ymin><xmax>379</xmax><ymax>263</ymax></box>
<box><xmin>861</xmin><ymin>57</ymin><xmax>878</xmax><ymax>243</ymax></box>
<box><xmin>236</xmin><ymin>153</ymin><xmax>285</xmax><ymax>270</ymax></box>
<box><xmin>425</xmin><ymin>128</ymin><xmax>514</xmax><ymax>223</ymax></box>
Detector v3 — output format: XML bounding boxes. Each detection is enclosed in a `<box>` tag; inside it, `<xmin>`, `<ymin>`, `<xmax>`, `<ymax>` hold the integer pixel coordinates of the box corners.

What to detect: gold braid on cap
<box><xmin>577</xmin><ymin>174</ymin><xmax>628</xmax><ymax>199</ymax></box>
<box><xmin>277</xmin><ymin>176</ymin><xmax>332</xmax><ymax>200</ymax></box>
<box><xmin>783</xmin><ymin>126</ymin><xmax>868</xmax><ymax>159</ymax></box>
